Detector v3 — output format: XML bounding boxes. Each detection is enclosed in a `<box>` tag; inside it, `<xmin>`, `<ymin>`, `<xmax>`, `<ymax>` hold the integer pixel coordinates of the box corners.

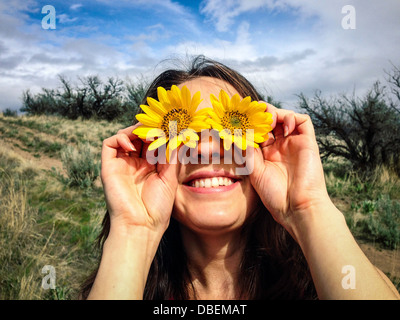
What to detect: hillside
<box><xmin>0</xmin><ymin>113</ymin><xmax>399</xmax><ymax>299</ymax></box>
<box><xmin>0</xmin><ymin>114</ymin><xmax>122</xmax><ymax>299</ymax></box>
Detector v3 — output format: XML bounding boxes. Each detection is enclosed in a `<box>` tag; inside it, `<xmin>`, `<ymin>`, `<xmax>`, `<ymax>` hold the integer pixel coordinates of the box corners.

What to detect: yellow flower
<box><xmin>207</xmin><ymin>90</ymin><xmax>273</xmax><ymax>150</ymax></box>
<box><xmin>133</xmin><ymin>85</ymin><xmax>210</xmax><ymax>160</ymax></box>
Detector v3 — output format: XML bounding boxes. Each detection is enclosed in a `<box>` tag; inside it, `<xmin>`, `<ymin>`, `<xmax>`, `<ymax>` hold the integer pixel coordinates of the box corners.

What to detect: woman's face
<box><xmin>171</xmin><ymin>77</ymin><xmax>260</xmax><ymax>235</ymax></box>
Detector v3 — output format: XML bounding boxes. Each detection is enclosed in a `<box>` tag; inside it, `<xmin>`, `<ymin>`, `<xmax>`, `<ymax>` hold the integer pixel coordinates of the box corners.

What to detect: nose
<box><xmin>196</xmin><ymin>129</ymin><xmax>225</xmax><ymax>164</ymax></box>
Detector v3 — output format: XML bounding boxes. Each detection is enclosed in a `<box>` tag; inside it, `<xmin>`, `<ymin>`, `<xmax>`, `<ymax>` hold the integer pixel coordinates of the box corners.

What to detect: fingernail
<box><xmin>284</xmin><ymin>125</ymin><xmax>289</xmax><ymax>137</ymax></box>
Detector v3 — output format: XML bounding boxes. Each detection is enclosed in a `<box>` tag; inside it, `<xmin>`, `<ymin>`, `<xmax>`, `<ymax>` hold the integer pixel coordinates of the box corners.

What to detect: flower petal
<box><xmin>253</xmin><ymin>133</ymin><xmax>267</xmax><ymax>143</ymax></box>
<box><xmin>248</xmin><ymin>112</ymin><xmax>270</xmax><ymax>124</ymax></box>
<box><xmin>170</xmin><ymin>85</ymin><xmax>183</xmax><ymax>108</ymax></box>
<box><xmin>147</xmin><ymin>97</ymin><xmax>167</xmax><ymax>115</ymax></box>
<box><xmin>180</xmin><ymin>129</ymin><xmax>199</xmax><ymax>142</ymax></box>
<box><xmin>167</xmin><ymin>88</ymin><xmax>180</xmax><ymax>109</ymax></box>
<box><xmin>231</xmin><ymin>94</ymin><xmax>241</xmax><ymax>111</ymax></box>
<box><xmin>246</xmin><ymin>139</ymin><xmax>259</xmax><ymax>148</ymax></box>
<box><xmin>219</xmin><ymin>129</ymin><xmax>234</xmax><ymax>150</ymax></box>
<box><xmin>250</xmin><ymin>101</ymin><xmax>267</xmax><ymax>113</ymax></box>
<box><xmin>179</xmin><ymin>129</ymin><xmax>199</xmax><ymax>149</ymax></box>
<box><xmin>210</xmin><ymin>95</ymin><xmax>226</xmax><ymax>118</ymax></box>
<box><xmin>136</xmin><ymin>113</ymin><xmax>161</xmax><ymax>127</ymax></box>
<box><xmin>189</xmin><ymin>91</ymin><xmax>202</xmax><ymax>114</ymax></box>
<box><xmin>181</xmin><ymin>85</ymin><xmax>192</xmax><ymax>110</ymax></box>
<box><xmin>233</xmin><ymin>135</ymin><xmax>247</xmax><ymax>150</ymax></box>
<box><xmin>219</xmin><ymin>128</ymin><xmax>232</xmax><ymax>139</ymax></box>
<box><xmin>183</xmin><ymin>139</ymin><xmax>197</xmax><ymax>148</ymax></box>
<box><xmin>219</xmin><ymin>90</ymin><xmax>231</xmax><ymax>111</ymax></box>
<box><xmin>195</xmin><ymin>107</ymin><xmax>213</xmax><ymax>117</ymax></box>
<box><xmin>133</xmin><ymin>127</ymin><xmax>165</xmax><ymax>139</ymax></box>
<box><xmin>190</xmin><ymin>121</ymin><xmax>211</xmax><ymax>132</ymax></box>
<box><xmin>223</xmin><ymin>135</ymin><xmax>233</xmax><ymax>151</ymax></box>
<box><xmin>157</xmin><ymin>86</ymin><xmax>169</xmax><ymax>104</ymax></box>
<box><xmin>168</xmin><ymin>135</ymin><xmax>182</xmax><ymax>150</ymax></box>
<box><xmin>206</xmin><ymin>119</ymin><xmax>223</xmax><ymax>131</ymax></box>
<box><xmin>139</xmin><ymin>104</ymin><xmax>164</xmax><ymax>122</ymax></box>
<box><xmin>165</xmin><ymin>143</ymin><xmax>171</xmax><ymax>163</ymax></box>
<box><xmin>148</xmin><ymin>136</ymin><xmax>168</xmax><ymax>151</ymax></box>
<box><xmin>207</xmin><ymin>111</ymin><xmax>222</xmax><ymax>124</ymax></box>
<box><xmin>237</xmin><ymin>96</ymin><xmax>251</xmax><ymax>113</ymax></box>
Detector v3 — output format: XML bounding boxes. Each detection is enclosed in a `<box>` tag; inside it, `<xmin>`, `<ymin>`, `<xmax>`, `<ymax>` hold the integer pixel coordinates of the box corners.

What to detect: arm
<box><xmin>251</xmin><ymin>105</ymin><xmax>400</xmax><ymax>300</ymax></box>
<box><xmin>87</xmin><ymin>125</ymin><xmax>177</xmax><ymax>300</ymax></box>
<box><xmin>290</xmin><ymin>199</ymin><xmax>400</xmax><ymax>299</ymax></box>
<box><xmin>88</xmin><ymin>225</ymin><xmax>163</xmax><ymax>300</ymax></box>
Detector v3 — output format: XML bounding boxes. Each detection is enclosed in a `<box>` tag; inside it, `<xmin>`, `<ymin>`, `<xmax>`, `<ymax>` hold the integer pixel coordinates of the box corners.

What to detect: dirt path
<box><xmin>358</xmin><ymin>241</ymin><xmax>400</xmax><ymax>278</ymax></box>
<box><xmin>0</xmin><ymin>136</ymin><xmax>64</xmax><ymax>173</ymax></box>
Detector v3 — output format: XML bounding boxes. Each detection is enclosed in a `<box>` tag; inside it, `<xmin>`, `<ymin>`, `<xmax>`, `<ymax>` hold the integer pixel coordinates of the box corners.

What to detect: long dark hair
<box><xmin>79</xmin><ymin>55</ymin><xmax>317</xmax><ymax>300</ymax></box>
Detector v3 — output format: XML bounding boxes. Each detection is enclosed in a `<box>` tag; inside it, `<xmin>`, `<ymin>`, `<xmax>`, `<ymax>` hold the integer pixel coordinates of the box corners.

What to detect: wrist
<box><xmin>107</xmin><ymin>207</ymin><xmax>170</xmax><ymax>237</ymax></box>
<box><xmin>105</xmin><ymin>221</ymin><xmax>166</xmax><ymax>269</ymax></box>
<box><xmin>106</xmin><ymin>222</ymin><xmax>166</xmax><ymax>257</ymax></box>
<box><xmin>108</xmin><ymin>219</ymin><xmax>167</xmax><ymax>239</ymax></box>
<box><xmin>286</xmin><ymin>198</ymin><xmax>347</xmax><ymax>245</ymax></box>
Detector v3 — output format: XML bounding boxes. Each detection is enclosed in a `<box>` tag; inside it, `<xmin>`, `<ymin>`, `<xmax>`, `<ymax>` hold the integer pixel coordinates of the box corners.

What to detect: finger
<box><xmin>249</xmin><ymin>147</ymin><xmax>266</xmax><ymax>181</ymax></box>
<box><xmin>157</xmin><ymin>157</ymin><xmax>180</xmax><ymax>195</ymax></box>
<box><xmin>116</xmin><ymin>123</ymin><xmax>146</xmax><ymax>153</ymax></box>
<box><xmin>158</xmin><ymin>161</ymin><xmax>179</xmax><ymax>184</ymax></box>
<box><xmin>283</xmin><ymin>112</ymin><xmax>296</xmax><ymax>137</ymax></box>
<box><xmin>117</xmin><ymin>122</ymin><xmax>142</xmax><ymax>141</ymax></box>
<box><xmin>278</xmin><ymin>112</ymin><xmax>316</xmax><ymax>139</ymax></box>
<box><xmin>294</xmin><ymin>113</ymin><xmax>316</xmax><ymax>137</ymax></box>
<box><xmin>268</xmin><ymin>108</ymin><xmax>295</xmax><ymax>138</ymax></box>
<box><xmin>102</xmin><ymin>133</ymin><xmax>137</xmax><ymax>162</ymax></box>
<box><xmin>263</xmin><ymin>102</ymin><xmax>278</xmax><ymax>130</ymax></box>
<box><xmin>274</xmin><ymin>109</ymin><xmax>294</xmax><ymax>124</ymax></box>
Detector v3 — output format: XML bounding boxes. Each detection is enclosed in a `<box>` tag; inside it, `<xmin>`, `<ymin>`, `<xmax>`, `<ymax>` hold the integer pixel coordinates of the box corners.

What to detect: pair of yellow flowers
<box><xmin>133</xmin><ymin>85</ymin><xmax>273</xmax><ymax>158</ymax></box>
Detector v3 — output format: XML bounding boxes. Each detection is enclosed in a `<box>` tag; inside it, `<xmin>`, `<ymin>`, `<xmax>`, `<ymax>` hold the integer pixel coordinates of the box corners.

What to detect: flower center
<box><xmin>221</xmin><ymin>111</ymin><xmax>250</xmax><ymax>134</ymax></box>
<box><xmin>161</xmin><ymin>108</ymin><xmax>192</xmax><ymax>138</ymax></box>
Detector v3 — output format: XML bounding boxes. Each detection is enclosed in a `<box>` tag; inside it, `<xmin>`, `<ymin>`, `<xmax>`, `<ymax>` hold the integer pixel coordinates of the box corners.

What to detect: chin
<box><xmin>173</xmin><ymin>176</ymin><xmax>259</xmax><ymax>235</ymax></box>
<box><xmin>172</xmin><ymin>200</ymin><xmax>249</xmax><ymax>235</ymax></box>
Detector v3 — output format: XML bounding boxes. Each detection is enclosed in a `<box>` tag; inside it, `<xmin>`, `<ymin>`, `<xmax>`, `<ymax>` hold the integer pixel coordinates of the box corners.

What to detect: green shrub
<box><xmin>20</xmin><ymin>75</ymin><xmax>145</xmax><ymax>122</ymax></box>
<box><xmin>362</xmin><ymin>200</ymin><xmax>376</xmax><ymax>215</ymax></box>
<box><xmin>298</xmin><ymin>69</ymin><xmax>400</xmax><ymax>176</ymax></box>
<box><xmin>61</xmin><ymin>144</ymin><xmax>100</xmax><ymax>189</ymax></box>
<box><xmin>363</xmin><ymin>198</ymin><xmax>400</xmax><ymax>249</ymax></box>
<box><xmin>2</xmin><ymin>108</ymin><xmax>18</xmax><ymax>117</ymax></box>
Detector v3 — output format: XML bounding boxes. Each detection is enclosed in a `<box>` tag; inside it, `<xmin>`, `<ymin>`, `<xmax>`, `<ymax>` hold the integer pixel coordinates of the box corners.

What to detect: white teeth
<box><xmin>190</xmin><ymin>177</ymin><xmax>235</xmax><ymax>188</ymax></box>
<box><xmin>211</xmin><ymin>177</ymin><xmax>219</xmax><ymax>187</ymax></box>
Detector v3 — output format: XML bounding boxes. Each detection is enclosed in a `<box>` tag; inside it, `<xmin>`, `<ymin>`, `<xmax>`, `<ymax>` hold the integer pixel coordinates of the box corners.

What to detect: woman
<box><xmin>80</xmin><ymin>56</ymin><xmax>399</xmax><ymax>300</ymax></box>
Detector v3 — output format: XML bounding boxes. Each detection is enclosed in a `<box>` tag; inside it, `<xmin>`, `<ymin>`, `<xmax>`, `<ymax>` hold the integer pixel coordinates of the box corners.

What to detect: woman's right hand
<box><xmin>101</xmin><ymin>123</ymin><xmax>178</xmax><ymax>233</ymax></box>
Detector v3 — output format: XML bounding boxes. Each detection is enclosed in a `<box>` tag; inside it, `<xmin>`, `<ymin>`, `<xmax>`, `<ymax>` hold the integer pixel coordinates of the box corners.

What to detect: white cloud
<box><xmin>196</xmin><ymin>0</ymin><xmax>400</xmax><ymax>106</ymax></box>
<box><xmin>163</xmin><ymin>20</ymin><xmax>257</xmax><ymax>62</ymax></box>
<box><xmin>0</xmin><ymin>0</ymin><xmax>399</xmax><ymax>112</ymax></box>
<box><xmin>70</xmin><ymin>3</ymin><xmax>83</xmax><ymax>10</ymax></box>
<box><xmin>200</xmin><ymin>0</ymin><xmax>278</xmax><ymax>32</ymax></box>
<box><xmin>58</xmin><ymin>13</ymin><xmax>78</xmax><ymax>24</ymax></box>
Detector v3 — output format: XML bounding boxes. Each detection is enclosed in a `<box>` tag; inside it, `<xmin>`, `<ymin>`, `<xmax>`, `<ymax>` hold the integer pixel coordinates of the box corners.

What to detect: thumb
<box><xmin>157</xmin><ymin>158</ymin><xmax>180</xmax><ymax>195</ymax></box>
<box><xmin>249</xmin><ymin>147</ymin><xmax>267</xmax><ymax>188</ymax></box>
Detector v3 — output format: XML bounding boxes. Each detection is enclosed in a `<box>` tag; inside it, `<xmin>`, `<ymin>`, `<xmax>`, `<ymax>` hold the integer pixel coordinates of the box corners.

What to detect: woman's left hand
<box><xmin>250</xmin><ymin>103</ymin><xmax>331</xmax><ymax>238</ymax></box>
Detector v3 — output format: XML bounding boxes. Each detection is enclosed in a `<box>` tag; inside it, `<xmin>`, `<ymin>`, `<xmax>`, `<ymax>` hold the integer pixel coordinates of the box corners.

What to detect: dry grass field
<box><xmin>0</xmin><ymin>113</ymin><xmax>399</xmax><ymax>299</ymax></box>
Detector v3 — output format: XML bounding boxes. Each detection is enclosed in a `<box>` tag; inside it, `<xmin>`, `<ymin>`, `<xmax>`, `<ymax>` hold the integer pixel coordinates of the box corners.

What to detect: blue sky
<box><xmin>1</xmin><ymin>0</ymin><xmax>400</xmax><ymax>111</ymax></box>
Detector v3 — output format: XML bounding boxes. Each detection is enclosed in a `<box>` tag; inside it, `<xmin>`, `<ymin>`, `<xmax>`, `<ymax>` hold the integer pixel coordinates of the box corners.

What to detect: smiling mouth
<box><xmin>182</xmin><ymin>171</ymin><xmax>240</xmax><ymax>193</ymax></box>
<box><xmin>188</xmin><ymin>177</ymin><xmax>235</xmax><ymax>188</ymax></box>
